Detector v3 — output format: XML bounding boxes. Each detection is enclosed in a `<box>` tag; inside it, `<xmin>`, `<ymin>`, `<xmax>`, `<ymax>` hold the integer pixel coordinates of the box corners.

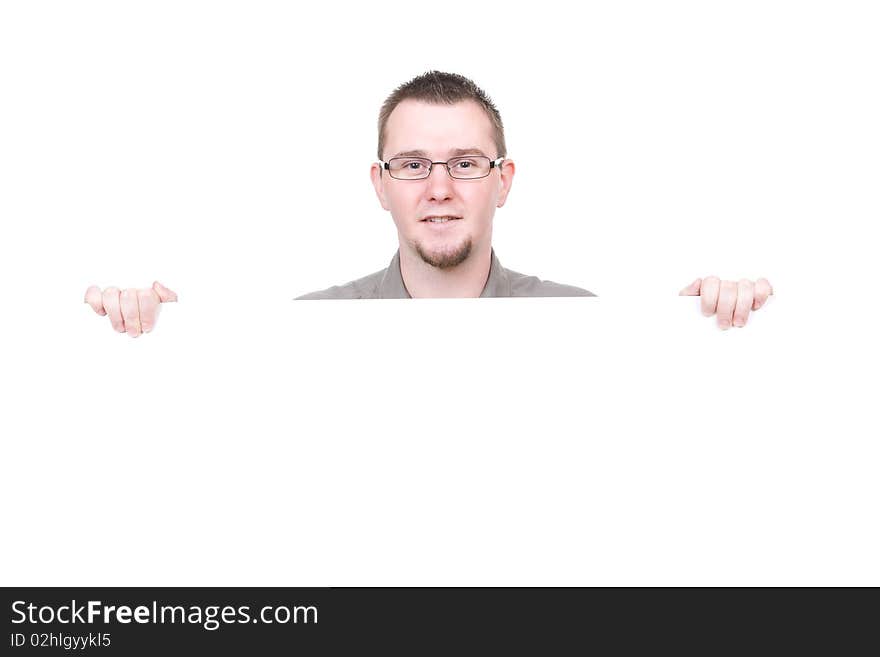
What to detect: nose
<box><xmin>424</xmin><ymin>162</ymin><xmax>454</xmax><ymax>202</ymax></box>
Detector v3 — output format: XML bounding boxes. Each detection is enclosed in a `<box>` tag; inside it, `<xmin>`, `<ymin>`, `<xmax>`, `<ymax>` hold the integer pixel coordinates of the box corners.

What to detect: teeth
<box><xmin>426</xmin><ymin>216</ymin><xmax>457</xmax><ymax>223</ymax></box>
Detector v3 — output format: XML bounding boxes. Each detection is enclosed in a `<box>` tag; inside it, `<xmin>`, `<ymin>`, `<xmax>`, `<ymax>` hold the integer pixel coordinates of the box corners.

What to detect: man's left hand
<box><xmin>679</xmin><ymin>276</ymin><xmax>773</xmax><ymax>329</ymax></box>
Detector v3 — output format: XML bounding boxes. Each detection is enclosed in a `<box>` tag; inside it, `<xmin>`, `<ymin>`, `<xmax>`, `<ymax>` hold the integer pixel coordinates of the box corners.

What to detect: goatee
<box><xmin>414</xmin><ymin>238</ymin><xmax>472</xmax><ymax>269</ymax></box>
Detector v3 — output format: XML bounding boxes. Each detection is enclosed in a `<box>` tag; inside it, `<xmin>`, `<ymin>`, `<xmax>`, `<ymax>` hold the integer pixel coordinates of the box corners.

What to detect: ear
<box><xmin>496</xmin><ymin>159</ymin><xmax>515</xmax><ymax>208</ymax></box>
<box><xmin>370</xmin><ymin>162</ymin><xmax>390</xmax><ymax>211</ymax></box>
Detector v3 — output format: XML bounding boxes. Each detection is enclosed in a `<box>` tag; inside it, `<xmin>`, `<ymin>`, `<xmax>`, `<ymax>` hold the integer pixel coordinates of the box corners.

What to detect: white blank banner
<box><xmin>3</xmin><ymin>295</ymin><xmax>877</xmax><ymax>585</ymax></box>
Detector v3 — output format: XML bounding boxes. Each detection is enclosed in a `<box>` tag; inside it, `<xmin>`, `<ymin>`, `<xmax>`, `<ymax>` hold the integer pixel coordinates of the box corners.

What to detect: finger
<box><xmin>733</xmin><ymin>279</ymin><xmax>754</xmax><ymax>327</ymax></box>
<box><xmin>120</xmin><ymin>288</ymin><xmax>142</xmax><ymax>337</ymax></box>
<box><xmin>84</xmin><ymin>286</ymin><xmax>106</xmax><ymax>316</ymax></box>
<box><xmin>153</xmin><ymin>281</ymin><xmax>178</xmax><ymax>303</ymax></box>
<box><xmin>716</xmin><ymin>280</ymin><xmax>737</xmax><ymax>330</ymax></box>
<box><xmin>137</xmin><ymin>288</ymin><xmax>161</xmax><ymax>333</ymax></box>
<box><xmin>102</xmin><ymin>287</ymin><xmax>124</xmax><ymax>333</ymax></box>
<box><xmin>753</xmin><ymin>278</ymin><xmax>773</xmax><ymax>310</ymax></box>
<box><xmin>700</xmin><ymin>276</ymin><xmax>720</xmax><ymax>316</ymax></box>
<box><xmin>679</xmin><ymin>278</ymin><xmax>702</xmax><ymax>296</ymax></box>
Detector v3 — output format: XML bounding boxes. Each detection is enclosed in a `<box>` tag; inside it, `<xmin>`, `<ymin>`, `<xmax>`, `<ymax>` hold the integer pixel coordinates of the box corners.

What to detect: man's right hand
<box><xmin>84</xmin><ymin>281</ymin><xmax>178</xmax><ymax>337</ymax></box>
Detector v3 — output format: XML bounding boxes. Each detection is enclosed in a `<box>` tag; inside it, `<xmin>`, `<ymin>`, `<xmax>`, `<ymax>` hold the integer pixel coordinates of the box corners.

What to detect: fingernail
<box><xmin>719</xmin><ymin>320</ymin><xmax>730</xmax><ymax>330</ymax></box>
<box><xmin>733</xmin><ymin>318</ymin><xmax>744</xmax><ymax>327</ymax></box>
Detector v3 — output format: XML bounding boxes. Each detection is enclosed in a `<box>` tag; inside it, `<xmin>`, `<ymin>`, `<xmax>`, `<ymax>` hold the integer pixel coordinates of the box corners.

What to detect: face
<box><xmin>371</xmin><ymin>99</ymin><xmax>515</xmax><ymax>269</ymax></box>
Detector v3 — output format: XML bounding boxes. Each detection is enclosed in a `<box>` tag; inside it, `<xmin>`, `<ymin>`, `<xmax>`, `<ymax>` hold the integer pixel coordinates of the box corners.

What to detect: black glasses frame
<box><xmin>380</xmin><ymin>156</ymin><xmax>505</xmax><ymax>180</ymax></box>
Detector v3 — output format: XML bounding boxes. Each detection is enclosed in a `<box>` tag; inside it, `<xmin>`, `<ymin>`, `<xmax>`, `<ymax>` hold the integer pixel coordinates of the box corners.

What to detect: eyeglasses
<box><xmin>381</xmin><ymin>155</ymin><xmax>504</xmax><ymax>180</ymax></box>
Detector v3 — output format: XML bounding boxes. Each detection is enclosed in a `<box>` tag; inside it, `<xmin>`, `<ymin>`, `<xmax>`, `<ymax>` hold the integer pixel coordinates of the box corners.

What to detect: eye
<box><xmin>403</xmin><ymin>160</ymin><xmax>423</xmax><ymax>170</ymax></box>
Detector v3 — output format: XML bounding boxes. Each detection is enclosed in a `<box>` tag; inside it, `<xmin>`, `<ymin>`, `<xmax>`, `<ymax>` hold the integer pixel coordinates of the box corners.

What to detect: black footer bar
<box><xmin>2</xmin><ymin>587</ymin><xmax>874</xmax><ymax>654</ymax></box>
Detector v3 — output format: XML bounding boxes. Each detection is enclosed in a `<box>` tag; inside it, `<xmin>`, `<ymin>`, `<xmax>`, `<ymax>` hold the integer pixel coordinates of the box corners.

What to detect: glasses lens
<box><xmin>448</xmin><ymin>156</ymin><xmax>491</xmax><ymax>179</ymax></box>
<box><xmin>388</xmin><ymin>158</ymin><xmax>431</xmax><ymax>179</ymax></box>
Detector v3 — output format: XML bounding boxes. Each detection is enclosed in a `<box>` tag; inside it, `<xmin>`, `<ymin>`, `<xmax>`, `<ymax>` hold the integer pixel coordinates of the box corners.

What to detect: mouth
<box><xmin>420</xmin><ymin>215</ymin><xmax>462</xmax><ymax>224</ymax></box>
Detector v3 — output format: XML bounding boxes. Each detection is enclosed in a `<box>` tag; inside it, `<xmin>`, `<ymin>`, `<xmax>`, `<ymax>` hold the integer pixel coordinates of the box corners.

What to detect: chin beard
<box><xmin>414</xmin><ymin>238</ymin><xmax>473</xmax><ymax>270</ymax></box>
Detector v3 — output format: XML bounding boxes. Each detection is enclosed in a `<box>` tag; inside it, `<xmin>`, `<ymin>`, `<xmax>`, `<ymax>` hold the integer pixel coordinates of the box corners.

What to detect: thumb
<box><xmin>84</xmin><ymin>285</ymin><xmax>107</xmax><ymax>315</ymax></box>
<box><xmin>679</xmin><ymin>278</ymin><xmax>702</xmax><ymax>296</ymax></box>
<box><xmin>153</xmin><ymin>281</ymin><xmax>178</xmax><ymax>303</ymax></box>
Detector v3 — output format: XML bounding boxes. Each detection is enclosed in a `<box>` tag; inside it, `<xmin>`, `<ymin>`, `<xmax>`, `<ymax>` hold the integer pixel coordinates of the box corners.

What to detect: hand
<box><xmin>679</xmin><ymin>276</ymin><xmax>773</xmax><ymax>329</ymax></box>
<box><xmin>84</xmin><ymin>281</ymin><xmax>178</xmax><ymax>337</ymax></box>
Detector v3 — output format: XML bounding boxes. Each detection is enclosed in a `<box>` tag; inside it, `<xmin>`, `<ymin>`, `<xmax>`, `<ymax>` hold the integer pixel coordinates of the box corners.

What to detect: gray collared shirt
<box><xmin>296</xmin><ymin>250</ymin><xmax>595</xmax><ymax>299</ymax></box>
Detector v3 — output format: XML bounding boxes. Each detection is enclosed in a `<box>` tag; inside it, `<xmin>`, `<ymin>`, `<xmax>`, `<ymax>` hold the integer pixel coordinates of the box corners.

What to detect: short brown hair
<box><xmin>377</xmin><ymin>71</ymin><xmax>507</xmax><ymax>160</ymax></box>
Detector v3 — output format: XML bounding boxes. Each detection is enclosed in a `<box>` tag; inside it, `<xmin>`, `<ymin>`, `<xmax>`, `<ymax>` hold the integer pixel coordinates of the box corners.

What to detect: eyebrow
<box><xmin>389</xmin><ymin>147</ymin><xmax>489</xmax><ymax>159</ymax></box>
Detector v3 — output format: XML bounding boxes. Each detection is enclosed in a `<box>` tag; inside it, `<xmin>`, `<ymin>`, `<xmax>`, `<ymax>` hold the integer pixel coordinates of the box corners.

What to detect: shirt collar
<box><xmin>376</xmin><ymin>251</ymin><xmax>411</xmax><ymax>298</ymax></box>
<box><xmin>377</xmin><ymin>249</ymin><xmax>511</xmax><ymax>298</ymax></box>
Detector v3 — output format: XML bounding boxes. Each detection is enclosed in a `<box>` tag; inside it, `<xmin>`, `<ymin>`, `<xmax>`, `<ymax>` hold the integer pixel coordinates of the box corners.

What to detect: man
<box><xmin>297</xmin><ymin>71</ymin><xmax>592</xmax><ymax>300</ymax></box>
<box><xmin>83</xmin><ymin>72</ymin><xmax>773</xmax><ymax>333</ymax></box>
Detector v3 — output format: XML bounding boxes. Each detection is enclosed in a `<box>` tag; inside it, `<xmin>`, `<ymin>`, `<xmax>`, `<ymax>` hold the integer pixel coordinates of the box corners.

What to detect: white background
<box><xmin>1</xmin><ymin>1</ymin><xmax>878</xmax><ymax>585</ymax></box>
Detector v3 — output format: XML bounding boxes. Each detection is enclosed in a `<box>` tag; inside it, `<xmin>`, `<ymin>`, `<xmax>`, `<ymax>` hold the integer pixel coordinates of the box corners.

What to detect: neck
<box><xmin>399</xmin><ymin>243</ymin><xmax>493</xmax><ymax>298</ymax></box>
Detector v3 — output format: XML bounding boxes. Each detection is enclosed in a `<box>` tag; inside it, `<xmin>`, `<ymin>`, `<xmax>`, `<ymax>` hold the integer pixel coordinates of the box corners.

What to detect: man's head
<box><xmin>370</xmin><ymin>72</ymin><xmax>515</xmax><ymax>270</ymax></box>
